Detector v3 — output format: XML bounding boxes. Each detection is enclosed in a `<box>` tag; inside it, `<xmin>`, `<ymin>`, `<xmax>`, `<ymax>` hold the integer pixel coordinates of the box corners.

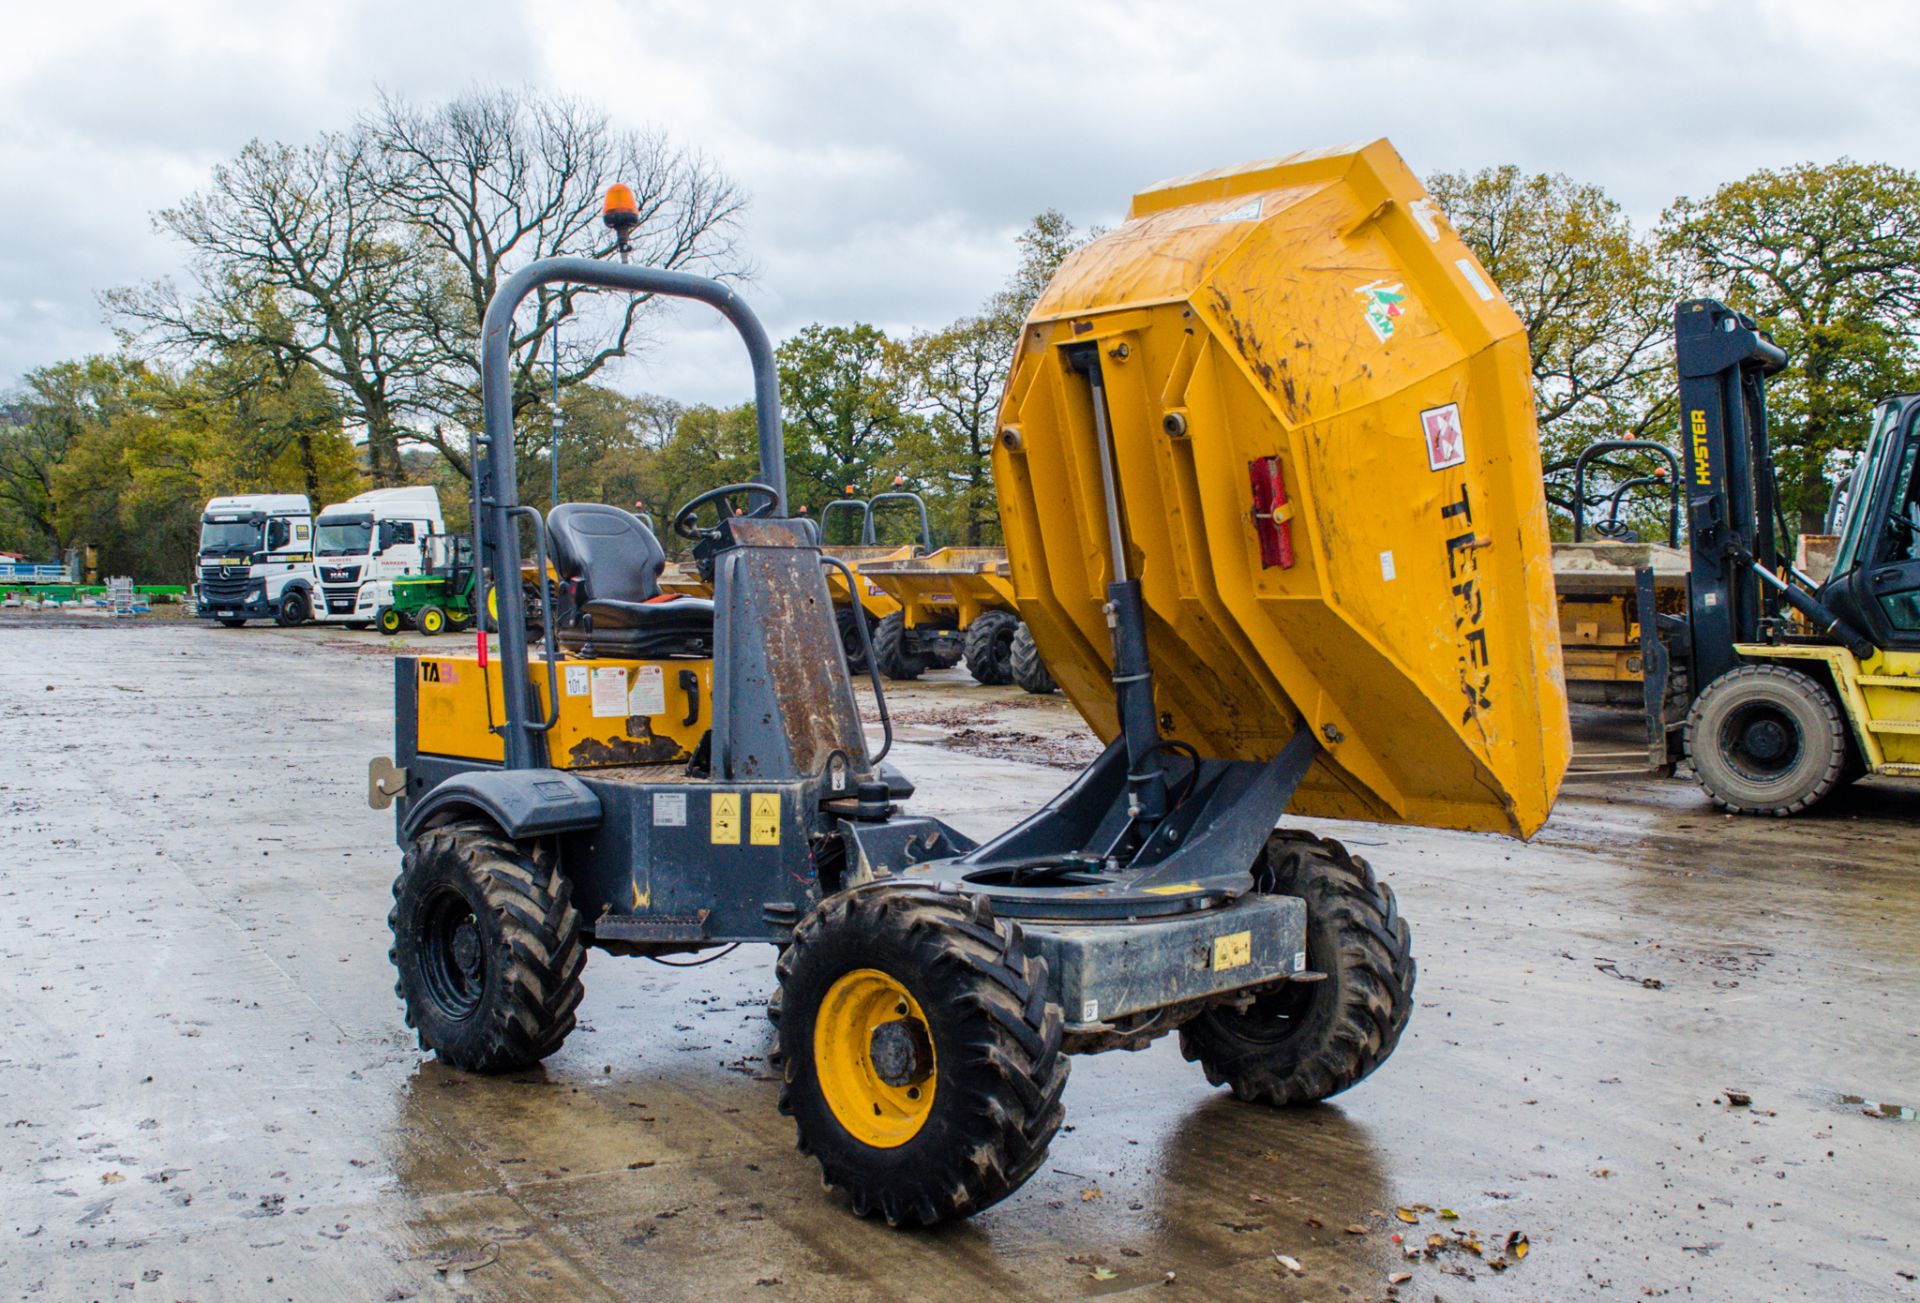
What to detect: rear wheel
<box><xmin>389</xmin><ymin>819</ymin><xmax>586</xmax><ymax>1073</ymax></box>
<box><xmin>836</xmin><ymin>607</ymin><xmax>872</xmax><ymax>672</ymax></box>
<box><xmin>873</xmin><ymin>611</ymin><xmax>927</xmax><ymax>680</ymax></box>
<box><xmin>418</xmin><ymin>605</ymin><xmax>447</xmax><ymax>636</ymax></box>
<box><xmin>1011</xmin><ymin>621</ymin><xmax>1057</xmax><ymax>694</ymax></box>
<box><xmin>1685</xmin><ymin>663</ymin><xmax>1846</xmax><ymax>815</ymax></box>
<box><xmin>276</xmin><ymin>589</ymin><xmax>310</xmax><ymax>627</ymax></box>
<box><xmin>962</xmin><ymin>610</ymin><xmax>1018</xmax><ymax>686</ymax></box>
<box><xmin>1179</xmin><ymin>831</ymin><xmax>1414</xmax><ymax>1106</ymax></box>
<box><xmin>377</xmin><ymin>606</ymin><xmax>404</xmax><ymax>636</ymax></box>
<box><xmin>447</xmin><ymin>607</ymin><xmax>474</xmax><ymax>632</ymax></box>
<box><xmin>774</xmin><ymin>887</ymin><xmax>1068</xmax><ymax>1227</ymax></box>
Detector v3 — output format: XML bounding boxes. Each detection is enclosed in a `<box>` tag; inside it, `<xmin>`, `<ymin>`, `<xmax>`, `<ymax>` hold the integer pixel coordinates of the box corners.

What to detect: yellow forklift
<box><xmin>372</xmin><ymin>143</ymin><xmax>1567</xmax><ymax>1226</ymax></box>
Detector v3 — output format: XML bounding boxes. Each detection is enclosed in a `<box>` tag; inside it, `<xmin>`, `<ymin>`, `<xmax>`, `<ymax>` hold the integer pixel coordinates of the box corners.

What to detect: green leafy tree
<box><xmin>0</xmin><ymin>357</ymin><xmax>152</xmax><ymax>557</ymax></box>
<box><xmin>1429</xmin><ymin>167</ymin><xmax>1678</xmax><ymax>535</ymax></box>
<box><xmin>1661</xmin><ymin>159</ymin><xmax>1920</xmax><ymax>531</ymax></box>
<box><xmin>892</xmin><ymin>211</ymin><xmax>1094</xmax><ymax>544</ymax></box>
<box><xmin>778</xmin><ymin>323</ymin><xmax>920</xmax><ymax>511</ymax></box>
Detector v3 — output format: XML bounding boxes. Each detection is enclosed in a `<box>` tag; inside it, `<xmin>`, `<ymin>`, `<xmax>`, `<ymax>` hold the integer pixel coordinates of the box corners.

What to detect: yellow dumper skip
<box><xmin>993</xmin><ymin>139</ymin><xmax>1569</xmax><ymax>837</ymax></box>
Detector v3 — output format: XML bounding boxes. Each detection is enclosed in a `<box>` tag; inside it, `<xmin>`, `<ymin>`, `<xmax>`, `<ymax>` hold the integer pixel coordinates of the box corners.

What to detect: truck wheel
<box><xmin>1011</xmin><ymin>621</ymin><xmax>1057</xmax><ymax>695</ymax></box>
<box><xmin>276</xmin><ymin>590</ymin><xmax>310</xmax><ymax>627</ymax></box>
<box><xmin>1179</xmin><ymin>831</ymin><xmax>1414</xmax><ymax>1107</ymax></box>
<box><xmin>963</xmin><ymin>610</ymin><xmax>1018</xmax><ymax>685</ymax></box>
<box><xmin>774</xmin><ymin>887</ymin><xmax>1067</xmax><ymax>1227</ymax></box>
<box><xmin>836</xmin><ymin>607</ymin><xmax>871</xmax><ymax>672</ymax></box>
<box><xmin>1684</xmin><ymin>663</ymin><xmax>1846</xmax><ymax>815</ymax></box>
<box><xmin>389</xmin><ymin>819</ymin><xmax>586</xmax><ymax>1073</ymax></box>
<box><xmin>377</xmin><ymin>606</ymin><xmax>403</xmax><ymax>636</ymax></box>
<box><xmin>418</xmin><ymin>605</ymin><xmax>447</xmax><ymax>636</ymax></box>
<box><xmin>873</xmin><ymin>611</ymin><xmax>926</xmax><ymax>680</ymax></box>
<box><xmin>218</xmin><ymin>617</ymin><xmax>248</xmax><ymax>629</ymax></box>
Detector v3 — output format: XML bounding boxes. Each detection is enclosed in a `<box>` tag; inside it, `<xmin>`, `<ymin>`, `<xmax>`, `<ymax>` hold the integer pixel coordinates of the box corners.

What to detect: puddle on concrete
<box><xmin>1839</xmin><ymin>1093</ymin><xmax>1917</xmax><ymax>1122</ymax></box>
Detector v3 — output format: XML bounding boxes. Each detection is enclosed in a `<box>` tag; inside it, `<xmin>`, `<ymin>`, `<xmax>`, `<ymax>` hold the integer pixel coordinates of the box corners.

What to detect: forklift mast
<box><xmin>1675</xmin><ymin>299</ymin><xmax>1789</xmax><ymax>686</ymax></box>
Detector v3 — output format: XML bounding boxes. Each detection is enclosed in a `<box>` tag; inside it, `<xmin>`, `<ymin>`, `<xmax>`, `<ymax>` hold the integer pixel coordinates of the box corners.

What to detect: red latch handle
<box><xmin>1247</xmin><ymin>456</ymin><xmax>1296</xmax><ymax>569</ymax></box>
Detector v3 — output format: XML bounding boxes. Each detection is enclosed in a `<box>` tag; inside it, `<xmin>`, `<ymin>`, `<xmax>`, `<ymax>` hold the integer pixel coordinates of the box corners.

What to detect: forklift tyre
<box><xmin>873</xmin><ymin>611</ymin><xmax>927</xmax><ymax>681</ymax></box>
<box><xmin>836</xmin><ymin>607</ymin><xmax>871</xmax><ymax>673</ymax></box>
<box><xmin>276</xmin><ymin>589</ymin><xmax>310</xmax><ymax>627</ymax></box>
<box><xmin>389</xmin><ymin>819</ymin><xmax>586</xmax><ymax>1074</ymax></box>
<box><xmin>377</xmin><ymin>606</ymin><xmax>404</xmax><ymax>636</ymax></box>
<box><xmin>962</xmin><ymin>610</ymin><xmax>1018</xmax><ymax>686</ymax></box>
<box><xmin>1010</xmin><ymin>622</ymin><xmax>1057</xmax><ymax>695</ymax></box>
<box><xmin>773</xmin><ymin>887</ymin><xmax>1068</xmax><ymax>1227</ymax></box>
<box><xmin>1179</xmin><ymin>831</ymin><xmax>1414</xmax><ymax>1107</ymax></box>
<box><xmin>1684</xmin><ymin>663</ymin><xmax>1847</xmax><ymax>815</ymax></box>
<box><xmin>418</xmin><ymin>605</ymin><xmax>447</xmax><ymax>636</ymax></box>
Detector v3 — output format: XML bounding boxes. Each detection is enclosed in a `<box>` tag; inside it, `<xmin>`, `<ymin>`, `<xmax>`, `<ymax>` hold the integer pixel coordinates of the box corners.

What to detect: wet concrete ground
<box><xmin>1</xmin><ymin>613</ymin><xmax>1916</xmax><ymax>1301</ymax></box>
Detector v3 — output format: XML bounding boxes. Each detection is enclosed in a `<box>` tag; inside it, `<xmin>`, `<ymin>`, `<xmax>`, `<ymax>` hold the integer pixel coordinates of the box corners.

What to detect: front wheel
<box><xmin>376</xmin><ymin>606</ymin><xmax>404</xmax><ymax>636</ymax></box>
<box><xmin>276</xmin><ymin>590</ymin><xmax>310</xmax><ymax>627</ymax></box>
<box><xmin>1685</xmin><ymin>664</ymin><xmax>1847</xmax><ymax>815</ymax></box>
<box><xmin>872</xmin><ymin>611</ymin><xmax>926</xmax><ymax>681</ymax></box>
<box><xmin>389</xmin><ymin>820</ymin><xmax>586</xmax><ymax>1073</ymax></box>
<box><xmin>774</xmin><ymin>887</ymin><xmax>1068</xmax><ymax>1227</ymax></box>
<box><xmin>962</xmin><ymin>610</ymin><xmax>1017</xmax><ymax>685</ymax></box>
<box><xmin>1179</xmin><ymin>831</ymin><xmax>1414</xmax><ymax>1106</ymax></box>
<box><xmin>418</xmin><ymin>605</ymin><xmax>447</xmax><ymax>636</ymax></box>
<box><xmin>836</xmin><ymin>607</ymin><xmax>872</xmax><ymax>672</ymax></box>
<box><xmin>1011</xmin><ymin>621</ymin><xmax>1057</xmax><ymax>694</ymax></box>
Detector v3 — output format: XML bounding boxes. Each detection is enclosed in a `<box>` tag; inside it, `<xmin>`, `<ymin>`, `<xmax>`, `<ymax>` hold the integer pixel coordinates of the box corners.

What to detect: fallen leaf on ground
<box><xmin>1275</xmin><ymin>1254</ymin><xmax>1304</xmax><ymax>1274</ymax></box>
<box><xmin>1395</xmin><ymin>1207</ymin><xmax>1420</xmax><ymax>1224</ymax></box>
<box><xmin>1506</xmin><ymin>1230</ymin><xmax>1529</xmax><ymax>1260</ymax></box>
<box><xmin>1438</xmin><ymin>1208</ymin><xmax>1458</xmax><ymax>1220</ymax></box>
<box><xmin>1344</xmin><ymin>1224</ymin><xmax>1367</xmax><ymax>1235</ymax></box>
<box><xmin>1088</xmin><ymin>1266</ymin><xmax>1118</xmax><ymax>1281</ymax></box>
<box><xmin>1389</xmin><ymin>1271</ymin><xmax>1412</xmax><ymax>1284</ymax></box>
<box><xmin>100</xmin><ymin>1172</ymin><xmax>124</xmax><ymax>1185</ymax></box>
<box><xmin>1724</xmin><ymin>1089</ymin><xmax>1752</xmax><ymax>1107</ymax></box>
<box><xmin>1080</xmin><ymin>1187</ymin><xmax>1103</xmax><ymax>1202</ymax></box>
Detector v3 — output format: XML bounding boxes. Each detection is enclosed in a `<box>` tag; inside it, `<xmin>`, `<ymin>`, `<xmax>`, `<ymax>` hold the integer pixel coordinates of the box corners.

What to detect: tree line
<box><xmin>3</xmin><ymin>86</ymin><xmax>1917</xmax><ymax>580</ymax></box>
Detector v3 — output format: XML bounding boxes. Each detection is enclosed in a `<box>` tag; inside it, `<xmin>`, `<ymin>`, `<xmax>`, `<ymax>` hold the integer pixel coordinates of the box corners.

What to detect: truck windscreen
<box><xmin>316</xmin><ymin>520</ymin><xmax>374</xmax><ymax>556</ymax></box>
<box><xmin>199</xmin><ymin>520</ymin><xmax>262</xmax><ymax>555</ymax></box>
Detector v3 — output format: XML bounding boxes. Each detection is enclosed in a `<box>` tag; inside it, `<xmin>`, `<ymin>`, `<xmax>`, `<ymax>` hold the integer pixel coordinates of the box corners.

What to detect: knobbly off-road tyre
<box><xmin>1684</xmin><ymin>663</ymin><xmax>1846</xmax><ymax>815</ymax></box>
<box><xmin>836</xmin><ymin>607</ymin><xmax>872</xmax><ymax>673</ymax></box>
<box><xmin>873</xmin><ymin>611</ymin><xmax>927</xmax><ymax>681</ymax></box>
<box><xmin>1179</xmin><ymin>830</ymin><xmax>1414</xmax><ymax>1106</ymax></box>
<box><xmin>1010</xmin><ymin>621</ymin><xmax>1057</xmax><ymax>695</ymax></box>
<box><xmin>773</xmin><ymin>886</ymin><xmax>1068</xmax><ymax>1227</ymax></box>
<box><xmin>390</xmin><ymin>819</ymin><xmax>587</xmax><ymax>1074</ymax></box>
<box><xmin>962</xmin><ymin>610</ymin><xmax>1018</xmax><ymax>686</ymax></box>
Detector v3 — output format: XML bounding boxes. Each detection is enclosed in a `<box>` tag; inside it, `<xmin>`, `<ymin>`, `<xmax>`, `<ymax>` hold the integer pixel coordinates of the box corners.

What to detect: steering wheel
<box><xmin>671</xmin><ymin>482</ymin><xmax>781</xmax><ymax>541</ymax></box>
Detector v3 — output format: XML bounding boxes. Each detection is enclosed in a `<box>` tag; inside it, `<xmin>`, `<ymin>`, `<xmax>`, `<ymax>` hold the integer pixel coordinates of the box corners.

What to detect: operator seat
<box><xmin>545</xmin><ymin>503</ymin><xmax>715</xmax><ymax>658</ymax></box>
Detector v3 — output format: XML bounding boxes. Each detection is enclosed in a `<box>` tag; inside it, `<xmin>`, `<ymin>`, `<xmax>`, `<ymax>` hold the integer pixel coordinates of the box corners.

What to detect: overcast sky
<box><xmin>3</xmin><ymin>0</ymin><xmax>1915</xmax><ymax>406</ymax></box>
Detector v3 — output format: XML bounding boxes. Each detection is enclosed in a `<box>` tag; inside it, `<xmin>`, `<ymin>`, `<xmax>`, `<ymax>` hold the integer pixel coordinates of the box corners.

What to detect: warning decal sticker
<box><xmin>1421</xmin><ymin>403</ymin><xmax>1467</xmax><ymax>472</ymax></box>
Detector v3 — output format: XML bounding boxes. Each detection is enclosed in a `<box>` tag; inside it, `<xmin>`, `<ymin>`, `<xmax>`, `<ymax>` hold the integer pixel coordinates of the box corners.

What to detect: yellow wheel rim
<box><xmin>814</xmin><ymin>968</ymin><xmax>937</xmax><ymax>1148</ymax></box>
<box><xmin>486</xmin><ymin>587</ymin><xmax>498</xmax><ymax>621</ymax></box>
<box><xmin>421</xmin><ymin>608</ymin><xmax>444</xmax><ymax>634</ymax></box>
<box><xmin>380</xmin><ymin>609</ymin><xmax>400</xmax><ymax>632</ymax></box>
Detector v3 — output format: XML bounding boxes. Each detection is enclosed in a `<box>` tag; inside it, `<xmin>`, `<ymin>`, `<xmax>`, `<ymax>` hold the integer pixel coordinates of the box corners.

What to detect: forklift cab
<box><xmin>1823</xmin><ymin>396</ymin><xmax>1920</xmax><ymax>648</ymax></box>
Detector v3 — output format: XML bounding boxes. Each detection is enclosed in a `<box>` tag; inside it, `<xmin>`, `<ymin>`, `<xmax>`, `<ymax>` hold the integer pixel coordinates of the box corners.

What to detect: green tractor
<box><xmin>377</xmin><ymin>533</ymin><xmax>477</xmax><ymax>637</ymax></box>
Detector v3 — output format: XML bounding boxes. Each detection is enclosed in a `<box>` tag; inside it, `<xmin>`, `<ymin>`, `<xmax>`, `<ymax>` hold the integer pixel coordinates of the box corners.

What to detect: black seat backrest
<box><xmin>546</xmin><ymin>503</ymin><xmax>666</xmax><ymax>604</ymax></box>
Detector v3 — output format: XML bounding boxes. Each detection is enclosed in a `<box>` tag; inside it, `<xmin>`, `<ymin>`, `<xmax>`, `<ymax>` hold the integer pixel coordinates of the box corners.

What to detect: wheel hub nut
<box><xmin>869</xmin><ymin>1017</ymin><xmax>933</xmax><ymax>1087</ymax></box>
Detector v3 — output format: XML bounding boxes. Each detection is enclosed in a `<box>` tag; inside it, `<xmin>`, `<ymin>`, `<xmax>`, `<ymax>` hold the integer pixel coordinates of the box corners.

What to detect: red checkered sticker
<box><xmin>1422</xmin><ymin>403</ymin><xmax>1466</xmax><ymax>471</ymax></box>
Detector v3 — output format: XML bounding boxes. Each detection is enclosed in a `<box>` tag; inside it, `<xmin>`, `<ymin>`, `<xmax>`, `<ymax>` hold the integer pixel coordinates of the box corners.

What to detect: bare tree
<box><xmin>367</xmin><ymin>88</ymin><xmax>747</xmax><ymax>473</ymax></box>
<box><xmin>106</xmin><ymin>134</ymin><xmax>440</xmax><ymax>485</ymax></box>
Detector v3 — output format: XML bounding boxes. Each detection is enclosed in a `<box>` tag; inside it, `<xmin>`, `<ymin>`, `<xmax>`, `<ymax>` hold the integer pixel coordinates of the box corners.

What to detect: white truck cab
<box><xmin>313</xmin><ymin>487</ymin><xmax>445</xmax><ymax>624</ymax></box>
<box><xmin>195</xmin><ymin>493</ymin><xmax>317</xmax><ymax>627</ymax></box>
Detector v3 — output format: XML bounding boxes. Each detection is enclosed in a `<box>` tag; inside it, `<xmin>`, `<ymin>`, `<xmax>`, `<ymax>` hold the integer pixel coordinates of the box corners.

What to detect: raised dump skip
<box><xmin>993</xmin><ymin>139</ymin><xmax>1570</xmax><ymax>837</ymax></box>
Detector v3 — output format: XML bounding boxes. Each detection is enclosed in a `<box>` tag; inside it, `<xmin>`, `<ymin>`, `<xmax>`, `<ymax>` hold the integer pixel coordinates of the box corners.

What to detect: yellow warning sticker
<box><xmin>1213</xmin><ymin>930</ymin><xmax>1252</xmax><ymax>972</ymax></box>
<box><xmin>750</xmin><ymin>792</ymin><xmax>780</xmax><ymax>845</ymax></box>
<box><xmin>710</xmin><ymin>792</ymin><xmax>741</xmax><ymax>845</ymax></box>
<box><xmin>1142</xmin><ymin>882</ymin><xmax>1201</xmax><ymax>896</ymax></box>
